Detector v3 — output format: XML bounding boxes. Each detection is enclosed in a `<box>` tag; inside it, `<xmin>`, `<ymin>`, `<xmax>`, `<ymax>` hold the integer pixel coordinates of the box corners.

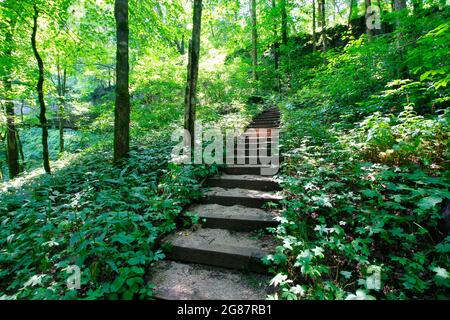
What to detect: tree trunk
<box><xmin>271</xmin><ymin>0</ymin><xmax>281</xmax><ymax>92</ymax></box>
<box><xmin>4</xmin><ymin>21</ymin><xmax>20</xmax><ymax>179</ymax></box>
<box><xmin>249</xmin><ymin>0</ymin><xmax>258</xmax><ymax>81</ymax></box>
<box><xmin>320</xmin><ymin>0</ymin><xmax>327</xmax><ymax>53</ymax></box>
<box><xmin>280</xmin><ymin>0</ymin><xmax>288</xmax><ymax>46</ymax></box>
<box><xmin>57</xmin><ymin>62</ymin><xmax>66</xmax><ymax>154</ymax></box>
<box><xmin>348</xmin><ymin>0</ymin><xmax>358</xmax><ymax>26</ymax></box>
<box><xmin>114</xmin><ymin>0</ymin><xmax>131</xmax><ymax>162</ymax></box>
<box><xmin>365</xmin><ymin>0</ymin><xmax>373</xmax><ymax>39</ymax></box>
<box><xmin>394</xmin><ymin>0</ymin><xmax>406</xmax><ymax>21</ymax></box>
<box><xmin>394</xmin><ymin>0</ymin><xmax>408</xmax><ymax>77</ymax></box>
<box><xmin>16</xmin><ymin>130</ymin><xmax>25</xmax><ymax>171</ymax></box>
<box><xmin>31</xmin><ymin>4</ymin><xmax>51</xmax><ymax>174</ymax></box>
<box><xmin>184</xmin><ymin>0</ymin><xmax>202</xmax><ymax>145</ymax></box>
<box><xmin>313</xmin><ymin>0</ymin><xmax>317</xmax><ymax>51</ymax></box>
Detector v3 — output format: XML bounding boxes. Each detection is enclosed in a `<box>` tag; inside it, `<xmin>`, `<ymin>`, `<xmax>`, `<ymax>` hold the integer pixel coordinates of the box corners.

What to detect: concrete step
<box><xmin>224</xmin><ymin>156</ymin><xmax>280</xmax><ymax>166</ymax></box>
<box><xmin>190</xmin><ymin>204</ymin><xmax>278</xmax><ymax>231</ymax></box>
<box><xmin>223</xmin><ymin>165</ymin><xmax>279</xmax><ymax>175</ymax></box>
<box><xmin>163</xmin><ymin>228</ymin><xmax>275</xmax><ymax>273</ymax></box>
<box><xmin>251</xmin><ymin>118</ymin><xmax>279</xmax><ymax>122</ymax></box>
<box><xmin>151</xmin><ymin>261</ymin><xmax>271</xmax><ymax>300</ymax></box>
<box><xmin>202</xmin><ymin>187</ymin><xmax>283</xmax><ymax>208</ymax></box>
<box><xmin>248</xmin><ymin>124</ymin><xmax>279</xmax><ymax>129</ymax></box>
<box><xmin>206</xmin><ymin>174</ymin><xmax>280</xmax><ymax>191</ymax></box>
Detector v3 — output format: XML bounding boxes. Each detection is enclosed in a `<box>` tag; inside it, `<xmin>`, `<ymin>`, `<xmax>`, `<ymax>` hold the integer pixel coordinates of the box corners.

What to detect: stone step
<box><xmin>202</xmin><ymin>187</ymin><xmax>283</xmax><ymax>208</ymax></box>
<box><xmin>258</xmin><ymin>113</ymin><xmax>280</xmax><ymax>118</ymax></box>
<box><xmin>206</xmin><ymin>174</ymin><xmax>280</xmax><ymax>191</ymax></box>
<box><xmin>250</xmin><ymin>121</ymin><xmax>279</xmax><ymax>125</ymax></box>
<box><xmin>248</xmin><ymin>124</ymin><xmax>279</xmax><ymax>129</ymax></box>
<box><xmin>252</xmin><ymin>116</ymin><xmax>280</xmax><ymax>120</ymax></box>
<box><xmin>190</xmin><ymin>204</ymin><xmax>278</xmax><ymax>231</ymax></box>
<box><xmin>237</xmin><ymin>141</ymin><xmax>275</xmax><ymax>148</ymax></box>
<box><xmin>223</xmin><ymin>165</ymin><xmax>279</xmax><ymax>175</ymax></box>
<box><xmin>151</xmin><ymin>261</ymin><xmax>271</xmax><ymax>300</ymax></box>
<box><xmin>251</xmin><ymin>118</ymin><xmax>279</xmax><ymax>122</ymax></box>
<box><xmin>163</xmin><ymin>228</ymin><xmax>275</xmax><ymax>273</ymax></box>
<box><xmin>224</xmin><ymin>156</ymin><xmax>280</xmax><ymax>166</ymax></box>
<box><xmin>228</xmin><ymin>150</ymin><xmax>275</xmax><ymax>158</ymax></box>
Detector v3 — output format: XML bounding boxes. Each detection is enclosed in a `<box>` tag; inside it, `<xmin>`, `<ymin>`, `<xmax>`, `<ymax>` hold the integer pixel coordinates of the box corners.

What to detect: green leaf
<box><xmin>417</xmin><ymin>196</ymin><xmax>443</xmax><ymax>210</ymax></box>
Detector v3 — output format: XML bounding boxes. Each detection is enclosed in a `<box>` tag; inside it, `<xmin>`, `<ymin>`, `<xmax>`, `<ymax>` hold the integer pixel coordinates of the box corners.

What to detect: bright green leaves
<box><xmin>417</xmin><ymin>196</ymin><xmax>443</xmax><ymax>210</ymax></box>
<box><xmin>0</xmin><ymin>137</ymin><xmax>218</xmax><ymax>300</ymax></box>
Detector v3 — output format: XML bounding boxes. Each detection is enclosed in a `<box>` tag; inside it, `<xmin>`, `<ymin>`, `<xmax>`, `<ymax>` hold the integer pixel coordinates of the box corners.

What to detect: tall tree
<box><xmin>3</xmin><ymin>13</ymin><xmax>20</xmax><ymax>178</ymax></box>
<box><xmin>249</xmin><ymin>0</ymin><xmax>258</xmax><ymax>81</ymax></box>
<box><xmin>113</xmin><ymin>0</ymin><xmax>131</xmax><ymax>162</ymax></box>
<box><xmin>312</xmin><ymin>0</ymin><xmax>317</xmax><ymax>52</ymax></box>
<box><xmin>184</xmin><ymin>0</ymin><xmax>203</xmax><ymax>144</ymax></box>
<box><xmin>271</xmin><ymin>0</ymin><xmax>281</xmax><ymax>91</ymax></box>
<box><xmin>365</xmin><ymin>0</ymin><xmax>373</xmax><ymax>39</ymax></box>
<box><xmin>348</xmin><ymin>0</ymin><xmax>358</xmax><ymax>26</ymax></box>
<box><xmin>393</xmin><ymin>0</ymin><xmax>407</xmax><ymax>76</ymax></box>
<box><xmin>56</xmin><ymin>61</ymin><xmax>67</xmax><ymax>154</ymax></box>
<box><xmin>31</xmin><ymin>4</ymin><xmax>51</xmax><ymax>174</ymax></box>
<box><xmin>280</xmin><ymin>0</ymin><xmax>288</xmax><ymax>46</ymax></box>
<box><xmin>320</xmin><ymin>0</ymin><xmax>327</xmax><ymax>53</ymax></box>
<box><xmin>393</xmin><ymin>0</ymin><xmax>406</xmax><ymax>20</ymax></box>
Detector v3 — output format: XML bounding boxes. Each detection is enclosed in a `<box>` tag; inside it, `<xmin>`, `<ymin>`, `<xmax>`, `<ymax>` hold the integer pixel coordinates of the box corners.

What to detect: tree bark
<box><xmin>249</xmin><ymin>0</ymin><xmax>258</xmax><ymax>81</ymax></box>
<box><xmin>320</xmin><ymin>0</ymin><xmax>327</xmax><ymax>53</ymax></box>
<box><xmin>114</xmin><ymin>0</ymin><xmax>131</xmax><ymax>162</ymax></box>
<box><xmin>16</xmin><ymin>130</ymin><xmax>25</xmax><ymax>170</ymax></box>
<box><xmin>184</xmin><ymin>0</ymin><xmax>202</xmax><ymax>145</ymax></box>
<box><xmin>280</xmin><ymin>0</ymin><xmax>288</xmax><ymax>46</ymax></box>
<box><xmin>271</xmin><ymin>0</ymin><xmax>281</xmax><ymax>92</ymax></box>
<box><xmin>4</xmin><ymin>19</ymin><xmax>20</xmax><ymax>179</ymax></box>
<box><xmin>31</xmin><ymin>4</ymin><xmax>51</xmax><ymax>174</ymax></box>
<box><xmin>394</xmin><ymin>0</ymin><xmax>406</xmax><ymax>22</ymax></box>
<box><xmin>365</xmin><ymin>0</ymin><xmax>373</xmax><ymax>39</ymax></box>
<box><xmin>312</xmin><ymin>0</ymin><xmax>317</xmax><ymax>51</ymax></box>
<box><xmin>394</xmin><ymin>0</ymin><xmax>408</xmax><ymax>77</ymax></box>
<box><xmin>57</xmin><ymin>62</ymin><xmax>66</xmax><ymax>154</ymax></box>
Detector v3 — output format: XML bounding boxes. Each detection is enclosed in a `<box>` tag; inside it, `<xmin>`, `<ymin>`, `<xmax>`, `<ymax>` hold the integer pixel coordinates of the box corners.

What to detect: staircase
<box><xmin>151</xmin><ymin>107</ymin><xmax>282</xmax><ymax>300</ymax></box>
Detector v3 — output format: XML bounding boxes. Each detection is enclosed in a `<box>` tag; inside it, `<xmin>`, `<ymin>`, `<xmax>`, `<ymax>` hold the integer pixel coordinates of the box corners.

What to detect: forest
<box><xmin>0</xmin><ymin>0</ymin><xmax>449</xmax><ymax>301</ymax></box>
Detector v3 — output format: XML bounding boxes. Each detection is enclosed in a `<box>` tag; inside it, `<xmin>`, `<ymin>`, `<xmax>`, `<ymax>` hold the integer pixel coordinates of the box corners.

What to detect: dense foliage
<box><xmin>1</xmin><ymin>0</ymin><xmax>449</xmax><ymax>300</ymax></box>
<box><xmin>265</xmin><ymin>9</ymin><xmax>449</xmax><ymax>300</ymax></box>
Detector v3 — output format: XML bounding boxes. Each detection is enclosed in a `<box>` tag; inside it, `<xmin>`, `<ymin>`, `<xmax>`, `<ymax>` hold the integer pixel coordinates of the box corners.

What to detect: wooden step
<box><xmin>190</xmin><ymin>204</ymin><xmax>278</xmax><ymax>231</ymax></box>
<box><xmin>163</xmin><ymin>228</ymin><xmax>275</xmax><ymax>273</ymax></box>
<box><xmin>151</xmin><ymin>261</ymin><xmax>271</xmax><ymax>300</ymax></box>
<box><xmin>202</xmin><ymin>187</ymin><xmax>283</xmax><ymax>208</ymax></box>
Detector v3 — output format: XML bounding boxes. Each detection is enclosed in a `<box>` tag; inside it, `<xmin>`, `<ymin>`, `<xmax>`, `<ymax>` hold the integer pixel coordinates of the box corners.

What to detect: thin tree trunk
<box><xmin>394</xmin><ymin>0</ymin><xmax>407</xmax><ymax>77</ymax></box>
<box><xmin>272</xmin><ymin>0</ymin><xmax>281</xmax><ymax>92</ymax></box>
<box><xmin>348</xmin><ymin>0</ymin><xmax>357</xmax><ymax>26</ymax></box>
<box><xmin>16</xmin><ymin>130</ymin><xmax>25</xmax><ymax>171</ymax></box>
<box><xmin>4</xmin><ymin>20</ymin><xmax>20</xmax><ymax>179</ymax></box>
<box><xmin>333</xmin><ymin>0</ymin><xmax>337</xmax><ymax>25</ymax></box>
<box><xmin>56</xmin><ymin>62</ymin><xmax>66</xmax><ymax>154</ymax></box>
<box><xmin>320</xmin><ymin>0</ymin><xmax>327</xmax><ymax>53</ymax></box>
<box><xmin>20</xmin><ymin>100</ymin><xmax>24</xmax><ymax>122</ymax></box>
<box><xmin>184</xmin><ymin>0</ymin><xmax>202</xmax><ymax>145</ymax></box>
<box><xmin>280</xmin><ymin>0</ymin><xmax>288</xmax><ymax>46</ymax></box>
<box><xmin>249</xmin><ymin>0</ymin><xmax>258</xmax><ymax>81</ymax></box>
<box><xmin>313</xmin><ymin>0</ymin><xmax>317</xmax><ymax>51</ymax></box>
<box><xmin>365</xmin><ymin>0</ymin><xmax>373</xmax><ymax>39</ymax></box>
<box><xmin>113</xmin><ymin>0</ymin><xmax>131</xmax><ymax>162</ymax></box>
<box><xmin>31</xmin><ymin>4</ymin><xmax>51</xmax><ymax>174</ymax></box>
